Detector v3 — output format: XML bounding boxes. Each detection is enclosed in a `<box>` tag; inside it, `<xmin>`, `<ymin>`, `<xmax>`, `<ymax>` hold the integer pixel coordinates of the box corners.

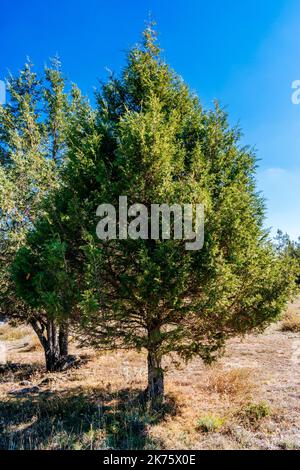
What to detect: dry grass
<box><xmin>281</xmin><ymin>310</ymin><xmax>300</xmax><ymax>333</ymax></box>
<box><xmin>1</xmin><ymin>297</ymin><xmax>300</xmax><ymax>450</ymax></box>
<box><xmin>0</xmin><ymin>386</ymin><xmax>172</xmax><ymax>450</ymax></box>
<box><xmin>205</xmin><ymin>367</ymin><xmax>255</xmax><ymax>401</ymax></box>
<box><xmin>0</xmin><ymin>323</ymin><xmax>42</xmax><ymax>353</ymax></box>
<box><xmin>0</xmin><ymin>345</ymin><xmax>259</xmax><ymax>450</ymax></box>
<box><xmin>0</xmin><ymin>323</ymin><xmax>33</xmax><ymax>342</ymax></box>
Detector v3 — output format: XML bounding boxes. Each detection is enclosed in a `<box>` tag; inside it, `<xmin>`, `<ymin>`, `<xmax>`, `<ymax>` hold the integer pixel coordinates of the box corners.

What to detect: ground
<box><xmin>1</xmin><ymin>299</ymin><xmax>300</xmax><ymax>450</ymax></box>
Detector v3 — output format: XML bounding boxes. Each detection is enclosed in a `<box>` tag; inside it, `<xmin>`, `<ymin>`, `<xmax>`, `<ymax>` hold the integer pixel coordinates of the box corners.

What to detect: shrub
<box><xmin>281</xmin><ymin>311</ymin><xmax>300</xmax><ymax>333</ymax></box>
<box><xmin>197</xmin><ymin>414</ymin><xmax>225</xmax><ymax>433</ymax></box>
<box><xmin>239</xmin><ymin>401</ymin><xmax>270</xmax><ymax>424</ymax></box>
<box><xmin>206</xmin><ymin>368</ymin><xmax>255</xmax><ymax>399</ymax></box>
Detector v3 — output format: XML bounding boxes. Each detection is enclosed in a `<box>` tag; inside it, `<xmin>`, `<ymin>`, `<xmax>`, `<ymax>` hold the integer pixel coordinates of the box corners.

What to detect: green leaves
<box><xmin>12</xmin><ymin>232</ymin><xmax>78</xmax><ymax>318</ymax></box>
<box><xmin>0</xmin><ymin>59</ymin><xmax>80</xmax><ymax>321</ymax></box>
<box><xmin>67</xmin><ymin>27</ymin><xmax>295</xmax><ymax>362</ymax></box>
<box><xmin>9</xmin><ymin>27</ymin><xmax>297</xmax><ymax>370</ymax></box>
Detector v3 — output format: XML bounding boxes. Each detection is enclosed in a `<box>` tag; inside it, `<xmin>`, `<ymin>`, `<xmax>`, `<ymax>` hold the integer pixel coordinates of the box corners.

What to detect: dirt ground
<box><xmin>1</xmin><ymin>298</ymin><xmax>300</xmax><ymax>450</ymax></box>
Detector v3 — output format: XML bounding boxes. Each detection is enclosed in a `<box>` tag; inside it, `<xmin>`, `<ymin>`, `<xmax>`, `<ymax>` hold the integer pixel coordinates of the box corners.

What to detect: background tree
<box><xmin>12</xmin><ymin>27</ymin><xmax>297</xmax><ymax>402</ymax></box>
<box><xmin>0</xmin><ymin>59</ymin><xmax>82</xmax><ymax>370</ymax></box>
<box><xmin>11</xmin><ymin>85</ymin><xmax>96</xmax><ymax>371</ymax></box>
<box><xmin>275</xmin><ymin>230</ymin><xmax>300</xmax><ymax>284</ymax></box>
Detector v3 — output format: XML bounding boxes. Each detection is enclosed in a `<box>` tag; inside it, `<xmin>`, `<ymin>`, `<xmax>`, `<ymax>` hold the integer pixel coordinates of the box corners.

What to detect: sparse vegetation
<box><xmin>238</xmin><ymin>401</ymin><xmax>271</xmax><ymax>425</ymax></box>
<box><xmin>281</xmin><ymin>310</ymin><xmax>300</xmax><ymax>333</ymax></box>
<box><xmin>205</xmin><ymin>367</ymin><xmax>255</xmax><ymax>400</ymax></box>
<box><xmin>0</xmin><ymin>324</ymin><xmax>32</xmax><ymax>342</ymax></box>
<box><xmin>1</xmin><ymin>297</ymin><xmax>300</xmax><ymax>450</ymax></box>
<box><xmin>197</xmin><ymin>414</ymin><xmax>225</xmax><ymax>433</ymax></box>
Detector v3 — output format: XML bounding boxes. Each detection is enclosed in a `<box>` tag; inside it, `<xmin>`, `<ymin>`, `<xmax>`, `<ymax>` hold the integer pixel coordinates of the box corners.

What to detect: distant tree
<box><xmin>275</xmin><ymin>230</ymin><xmax>300</xmax><ymax>284</ymax></box>
<box><xmin>0</xmin><ymin>59</ymin><xmax>82</xmax><ymax>370</ymax></box>
<box><xmin>12</xmin><ymin>27</ymin><xmax>296</xmax><ymax>404</ymax></box>
<box><xmin>293</xmin><ymin>241</ymin><xmax>300</xmax><ymax>284</ymax></box>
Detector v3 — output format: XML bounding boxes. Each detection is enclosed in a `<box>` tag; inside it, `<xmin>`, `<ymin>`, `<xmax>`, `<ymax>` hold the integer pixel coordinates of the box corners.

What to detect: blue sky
<box><xmin>1</xmin><ymin>0</ymin><xmax>300</xmax><ymax>239</ymax></box>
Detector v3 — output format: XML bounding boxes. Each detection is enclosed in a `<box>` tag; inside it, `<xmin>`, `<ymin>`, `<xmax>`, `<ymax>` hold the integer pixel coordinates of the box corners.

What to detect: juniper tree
<box><xmin>275</xmin><ymin>230</ymin><xmax>300</xmax><ymax>284</ymax></box>
<box><xmin>12</xmin><ymin>27</ymin><xmax>296</xmax><ymax>402</ymax></box>
<box><xmin>11</xmin><ymin>84</ymin><xmax>96</xmax><ymax>370</ymax></box>
<box><xmin>0</xmin><ymin>59</ymin><xmax>80</xmax><ymax>370</ymax></box>
<box><xmin>80</xmin><ymin>28</ymin><xmax>295</xmax><ymax>405</ymax></box>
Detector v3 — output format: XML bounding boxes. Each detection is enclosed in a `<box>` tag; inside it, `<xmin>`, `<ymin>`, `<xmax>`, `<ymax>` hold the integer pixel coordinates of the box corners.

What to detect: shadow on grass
<box><xmin>0</xmin><ymin>355</ymin><xmax>90</xmax><ymax>384</ymax></box>
<box><xmin>0</xmin><ymin>386</ymin><xmax>177</xmax><ymax>450</ymax></box>
<box><xmin>0</xmin><ymin>362</ymin><xmax>43</xmax><ymax>383</ymax></box>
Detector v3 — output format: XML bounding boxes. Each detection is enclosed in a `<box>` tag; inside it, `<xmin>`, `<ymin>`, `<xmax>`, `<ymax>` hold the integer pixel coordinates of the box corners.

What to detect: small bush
<box><xmin>206</xmin><ymin>368</ymin><xmax>255</xmax><ymax>399</ymax></box>
<box><xmin>281</xmin><ymin>311</ymin><xmax>300</xmax><ymax>333</ymax></box>
<box><xmin>239</xmin><ymin>401</ymin><xmax>270</xmax><ymax>424</ymax></box>
<box><xmin>197</xmin><ymin>414</ymin><xmax>225</xmax><ymax>433</ymax></box>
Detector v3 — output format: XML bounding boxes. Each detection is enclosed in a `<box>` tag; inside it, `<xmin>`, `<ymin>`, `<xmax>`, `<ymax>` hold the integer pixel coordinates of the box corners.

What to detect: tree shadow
<box><xmin>0</xmin><ymin>362</ymin><xmax>43</xmax><ymax>383</ymax></box>
<box><xmin>0</xmin><ymin>354</ymin><xmax>89</xmax><ymax>384</ymax></box>
<box><xmin>0</xmin><ymin>386</ymin><xmax>177</xmax><ymax>449</ymax></box>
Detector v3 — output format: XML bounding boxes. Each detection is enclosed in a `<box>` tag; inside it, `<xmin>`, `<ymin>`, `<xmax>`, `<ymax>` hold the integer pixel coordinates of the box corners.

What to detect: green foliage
<box><xmin>12</xmin><ymin>27</ymin><xmax>296</xmax><ymax>390</ymax></box>
<box><xmin>0</xmin><ymin>59</ymin><xmax>85</xmax><ymax>323</ymax></box>
<box><xmin>75</xmin><ymin>27</ymin><xmax>295</xmax><ymax>363</ymax></box>
<box><xmin>240</xmin><ymin>401</ymin><xmax>271</xmax><ymax>424</ymax></box>
<box><xmin>275</xmin><ymin>230</ymin><xmax>300</xmax><ymax>284</ymax></box>
<box><xmin>13</xmin><ymin>232</ymin><xmax>77</xmax><ymax>318</ymax></box>
<box><xmin>10</xmin><ymin>87</ymin><xmax>95</xmax><ymax>319</ymax></box>
<box><xmin>197</xmin><ymin>414</ymin><xmax>225</xmax><ymax>433</ymax></box>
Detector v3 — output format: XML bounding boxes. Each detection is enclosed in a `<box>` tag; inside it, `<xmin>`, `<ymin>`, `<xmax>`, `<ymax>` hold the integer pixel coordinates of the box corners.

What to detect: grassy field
<box><xmin>1</xmin><ymin>299</ymin><xmax>300</xmax><ymax>450</ymax></box>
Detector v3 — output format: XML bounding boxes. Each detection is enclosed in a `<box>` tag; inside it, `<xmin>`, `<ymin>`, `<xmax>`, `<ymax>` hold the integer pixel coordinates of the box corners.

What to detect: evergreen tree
<box><xmin>80</xmin><ymin>28</ymin><xmax>295</xmax><ymax>406</ymax></box>
<box><xmin>275</xmin><ymin>230</ymin><xmax>300</xmax><ymax>284</ymax></box>
<box><xmin>0</xmin><ymin>59</ymin><xmax>81</xmax><ymax>370</ymax></box>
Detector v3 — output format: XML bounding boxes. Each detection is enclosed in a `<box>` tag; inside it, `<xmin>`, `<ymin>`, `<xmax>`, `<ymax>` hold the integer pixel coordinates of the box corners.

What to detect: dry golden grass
<box><xmin>205</xmin><ymin>367</ymin><xmax>255</xmax><ymax>400</ymax></box>
<box><xmin>281</xmin><ymin>310</ymin><xmax>300</xmax><ymax>333</ymax></box>
<box><xmin>1</xmin><ymin>297</ymin><xmax>300</xmax><ymax>450</ymax></box>
<box><xmin>0</xmin><ymin>337</ymin><xmax>261</xmax><ymax>450</ymax></box>
<box><xmin>143</xmin><ymin>364</ymin><xmax>259</xmax><ymax>450</ymax></box>
<box><xmin>19</xmin><ymin>336</ymin><xmax>42</xmax><ymax>352</ymax></box>
<box><xmin>0</xmin><ymin>323</ymin><xmax>42</xmax><ymax>354</ymax></box>
<box><xmin>0</xmin><ymin>323</ymin><xmax>33</xmax><ymax>341</ymax></box>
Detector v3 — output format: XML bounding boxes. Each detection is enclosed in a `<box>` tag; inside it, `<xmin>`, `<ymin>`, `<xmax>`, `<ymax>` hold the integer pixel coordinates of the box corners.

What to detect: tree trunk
<box><xmin>44</xmin><ymin>320</ymin><xmax>61</xmax><ymax>371</ymax></box>
<box><xmin>30</xmin><ymin>318</ymin><xmax>69</xmax><ymax>372</ymax></box>
<box><xmin>147</xmin><ymin>349</ymin><xmax>164</xmax><ymax>409</ymax></box>
<box><xmin>59</xmin><ymin>321</ymin><xmax>68</xmax><ymax>358</ymax></box>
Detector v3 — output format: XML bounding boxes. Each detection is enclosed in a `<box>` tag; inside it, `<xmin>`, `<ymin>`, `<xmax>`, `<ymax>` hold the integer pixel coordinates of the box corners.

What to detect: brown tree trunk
<box><xmin>147</xmin><ymin>349</ymin><xmax>164</xmax><ymax>409</ymax></box>
<box><xmin>146</xmin><ymin>322</ymin><xmax>164</xmax><ymax>409</ymax></box>
<box><xmin>30</xmin><ymin>318</ymin><xmax>69</xmax><ymax>372</ymax></box>
<box><xmin>59</xmin><ymin>321</ymin><xmax>68</xmax><ymax>358</ymax></box>
<box><xmin>44</xmin><ymin>320</ymin><xmax>60</xmax><ymax>372</ymax></box>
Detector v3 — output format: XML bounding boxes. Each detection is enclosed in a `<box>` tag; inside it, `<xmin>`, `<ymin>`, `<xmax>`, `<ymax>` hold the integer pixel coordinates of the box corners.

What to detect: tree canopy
<box><xmin>0</xmin><ymin>59</ymin><xmax>87</xmax><ymax>370</ymax></box>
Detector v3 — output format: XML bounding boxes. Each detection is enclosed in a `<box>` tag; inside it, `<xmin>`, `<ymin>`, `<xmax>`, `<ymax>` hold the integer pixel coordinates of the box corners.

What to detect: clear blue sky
<box><xmin>1</xmin><ymin>0</ymin><xmax>300</xmax><ymax>239</ymax></box>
